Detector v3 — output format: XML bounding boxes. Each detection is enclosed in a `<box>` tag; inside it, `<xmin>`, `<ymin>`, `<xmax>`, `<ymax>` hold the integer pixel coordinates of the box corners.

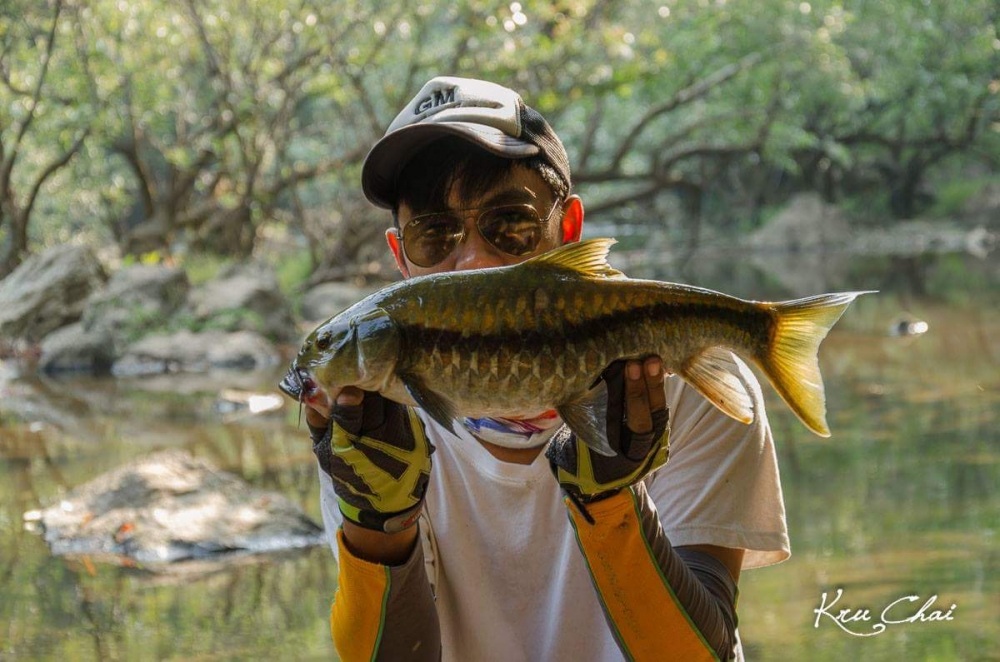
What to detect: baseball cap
<box><xmin>361</xmin><ymin>76</ymin><xmax>571</xmax><ymax>209</ymax></box>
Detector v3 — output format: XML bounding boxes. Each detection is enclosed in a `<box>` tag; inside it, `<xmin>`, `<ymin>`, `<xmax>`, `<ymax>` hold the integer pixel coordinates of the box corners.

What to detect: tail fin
<box><xmin>759</xmin><ymin>291</ymin><xmax>872</xmax><ymax>437</ymax></box>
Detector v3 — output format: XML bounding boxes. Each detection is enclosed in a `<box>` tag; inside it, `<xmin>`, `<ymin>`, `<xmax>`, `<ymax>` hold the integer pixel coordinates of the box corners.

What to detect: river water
<box><xmin>1</xmin><ymin>247</ymin><xmax>997</xmax><ymax>660</ymax></box>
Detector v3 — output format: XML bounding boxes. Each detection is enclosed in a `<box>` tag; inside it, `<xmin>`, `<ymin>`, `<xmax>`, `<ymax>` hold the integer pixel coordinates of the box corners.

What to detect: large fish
<box><xmin>280</xmin><ymin>238</ymin><xmax>868</xmax><ymax>456</ymax></box>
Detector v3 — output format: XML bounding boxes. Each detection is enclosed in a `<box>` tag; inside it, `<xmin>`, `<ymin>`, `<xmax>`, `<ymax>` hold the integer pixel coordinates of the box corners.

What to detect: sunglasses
<box><xmin>396</xmin><ymin>199</ymin><xmax>563</xmax><ymax>268</ymax></box>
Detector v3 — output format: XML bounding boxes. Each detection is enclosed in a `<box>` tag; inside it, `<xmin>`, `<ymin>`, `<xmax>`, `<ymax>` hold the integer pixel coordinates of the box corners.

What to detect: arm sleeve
<box><xmin>566</xmin><ymin>483</ymin><xmax>738</xmax><ymax>661</ymax></box>
<box><xmin>331</xmin><ymin>529</ymin><xmax>441</xmax><ymax>662</ymax></box>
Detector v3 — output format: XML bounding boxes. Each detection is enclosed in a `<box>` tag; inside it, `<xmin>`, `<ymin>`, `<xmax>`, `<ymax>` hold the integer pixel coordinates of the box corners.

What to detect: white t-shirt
<box><xmin>318</xmin><ymin>354</ymin><xmax>790</xmax><ymax>661</ymax></box>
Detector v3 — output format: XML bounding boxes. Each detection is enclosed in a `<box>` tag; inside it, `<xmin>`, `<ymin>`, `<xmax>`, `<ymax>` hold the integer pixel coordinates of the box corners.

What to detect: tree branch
<box><xmin>1</xmin><ymin>0</ymin><xmax>64</xmax><ymax>191</ymax></box>
<box><xmin>583</xmin><ymin>184</ymin><xmax>664</xmax><ymax>216</ymax></box>
<box><xmin>577</xmin><ymin>96</ymin><xmax>606</xmax><ymax>172</ymax></box>
<box><xmin>607</xmin><ymin>51</ymin><xmax>762</xmax><ymax>171</ymax></box>
<box><xmin>22</xmin><ymin>127</ymin><xmax>90</xmax><ymax>227</ymax></box>
<box><xmin>264</xmin><ymin>144</ymin><xmax>369</xmax><ymax>198</ymax></box>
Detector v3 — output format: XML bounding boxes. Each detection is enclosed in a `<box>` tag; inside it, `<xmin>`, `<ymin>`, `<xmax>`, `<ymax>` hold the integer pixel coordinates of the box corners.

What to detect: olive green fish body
<box><xmin>293</xmin><ymin>238</ymin><xmax>869</xmax><ymax>455</ymax></box>
<box><xmin>384</xmin><ymin>276</ymin><xmax>761</xmax><ymax>412</ymax></box>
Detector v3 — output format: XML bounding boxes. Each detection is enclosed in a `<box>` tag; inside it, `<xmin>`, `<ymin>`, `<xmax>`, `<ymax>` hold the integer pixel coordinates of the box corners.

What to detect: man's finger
<box><xmin>337</xmin><ymin>386</ymin><xmax>365</xmax><ymax>407</ymax></box>
<box><xmin>305</xmin><ymin>407</ymin><xmax>329</xmax><ymax>430</ymax></box>
<box><xmin>624</xmin><ymin>360</ymin><xmax>653</xmax><ymax>435</ymax></box>
<box><xmin>644</xmin><ymin>356</ymin><xmax>666</xmax><ymax>414</ymax></box>
<box><xmin>330</xmin><ymin>387</ymin><xmax>367</xmax><ymax>436</ymax></box>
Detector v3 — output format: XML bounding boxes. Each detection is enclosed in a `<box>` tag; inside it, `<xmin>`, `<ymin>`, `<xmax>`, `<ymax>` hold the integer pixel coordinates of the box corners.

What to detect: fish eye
<box><xmin>316</xmin><ymin>335</ymin><xmax>331</xmax><ymax>351</ymax></box>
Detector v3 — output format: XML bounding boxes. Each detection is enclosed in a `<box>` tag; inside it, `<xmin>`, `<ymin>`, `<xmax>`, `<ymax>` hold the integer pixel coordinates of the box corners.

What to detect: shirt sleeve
<box><xmin>331</xmin><ymin>529</ymin><xmax>440</xmax><ymax>661</ymax></box>
<box><xmin>318</xmin><ymin>463</ymin><xmax>344</xmax><ymax>557</ymax></box>
<box><xmin>646</xmin><ymin>353</ymin><xmax>790</xmax><ymax>569</ymax></box>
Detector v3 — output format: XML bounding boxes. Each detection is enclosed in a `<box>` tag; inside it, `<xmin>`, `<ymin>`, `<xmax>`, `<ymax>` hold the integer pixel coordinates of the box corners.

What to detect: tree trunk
<box><xmin>888</xmin><ymin>160</ymin><xmax>929</xmax><ymax>220</ymax></box>
<box><xmin>0</xmin><ymin>200</ymin><xmax>29</xmax><ymax>280</ymax></box>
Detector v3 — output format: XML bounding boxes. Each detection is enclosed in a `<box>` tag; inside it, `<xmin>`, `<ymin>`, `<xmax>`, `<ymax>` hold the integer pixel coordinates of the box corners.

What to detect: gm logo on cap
<box><xmin>414</xmin><ymin>87</ymin><xmax>457</xmax><ymax>115</ymax></box>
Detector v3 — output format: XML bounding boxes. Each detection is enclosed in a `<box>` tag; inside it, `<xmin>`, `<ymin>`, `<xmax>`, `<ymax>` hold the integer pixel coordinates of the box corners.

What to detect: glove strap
<box><xmin>339</xmin><ymin>499</ymin><xmax>424</xmax><ymax>534</ymax></box>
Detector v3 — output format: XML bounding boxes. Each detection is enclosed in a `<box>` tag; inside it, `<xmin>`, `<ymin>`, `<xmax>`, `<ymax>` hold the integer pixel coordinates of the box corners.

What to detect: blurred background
<box><xmin>1</xmin><ymin>1</ymin><xmax>997</xmax><ymax>660</ymax></box>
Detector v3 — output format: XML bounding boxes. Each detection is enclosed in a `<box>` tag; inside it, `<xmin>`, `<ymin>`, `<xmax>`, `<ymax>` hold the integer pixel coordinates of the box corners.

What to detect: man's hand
<box><xmin>309</xmin><ymin>388</ymin><xmax>434</xmax><ymax>534</ymax></box>
<box><xmin>547</xmin><ymin>357</ymin><xmax>670</xmax><ymax>504</ymax></box>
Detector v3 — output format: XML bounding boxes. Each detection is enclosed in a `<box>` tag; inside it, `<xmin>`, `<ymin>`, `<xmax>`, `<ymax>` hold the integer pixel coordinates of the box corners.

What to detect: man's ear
<box><xmin>560</xmin><ymin>195</ymin><xmax>584</xmax><ymax>244</ymax></box>
<box><xmin>385</xmin><ymin>228</ymin><xmax>411</xmax><ymax>278</ymax></box>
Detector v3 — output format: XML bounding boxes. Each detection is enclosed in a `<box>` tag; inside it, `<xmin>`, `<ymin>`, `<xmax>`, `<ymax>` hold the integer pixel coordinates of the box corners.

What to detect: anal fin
<box><xmin>679</xmin><ymin>347</ymin><xmax>754</xmax><ymax>425</ymax></box>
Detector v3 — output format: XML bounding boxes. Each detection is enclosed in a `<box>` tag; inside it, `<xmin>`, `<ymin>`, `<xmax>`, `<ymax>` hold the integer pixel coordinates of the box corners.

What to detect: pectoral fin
<box><xmin>401</xmin><ymin>374</ymin><xmax>459</xmax><ymax>435</ymax></box>
<box><xmin>679</xmin><ymin>347</ymin><xmax>754</xmax><ymax>425</ymax></box>
<box><xmin>556</xmin><ymin>381</ymin><xmax>617</xmax><ymax>457</ymax></box>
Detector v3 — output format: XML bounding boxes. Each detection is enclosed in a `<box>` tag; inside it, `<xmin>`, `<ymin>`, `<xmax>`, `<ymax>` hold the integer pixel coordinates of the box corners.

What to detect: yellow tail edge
<box><xmin>760</xmin><ymin>291</ymin><xmax>873</xmax><ymax>437</ymax></box>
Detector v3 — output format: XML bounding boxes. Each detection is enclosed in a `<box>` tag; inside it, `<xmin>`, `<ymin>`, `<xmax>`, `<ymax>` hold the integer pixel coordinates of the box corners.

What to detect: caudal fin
<box><xmin>759</xmin><ymin>291</ymin><xmax>872</xmax><ymax>437</ymax></box>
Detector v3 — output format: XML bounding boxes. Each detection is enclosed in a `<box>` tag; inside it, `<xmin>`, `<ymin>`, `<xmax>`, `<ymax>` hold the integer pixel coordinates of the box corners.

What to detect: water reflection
<box><xmin>717</xmin><ymin>250</ymin><xmax>999</xmax><ymax>660</ymax></box>
<box><xmin>2</xmin><ymin>249</ymin><xmax>997</xmax><ymax>660</ymax></box>
<box><xmin>1</xmin><ymin>367</ymin><xmax>336</xmax><ymax>659</ymax></box>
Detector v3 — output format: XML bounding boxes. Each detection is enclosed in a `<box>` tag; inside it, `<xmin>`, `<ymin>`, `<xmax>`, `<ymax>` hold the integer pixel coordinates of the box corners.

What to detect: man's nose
<box><xmin>452</xmin><ymin>226</ymin><xmax>504</xmax><ymax>271</ymax></box>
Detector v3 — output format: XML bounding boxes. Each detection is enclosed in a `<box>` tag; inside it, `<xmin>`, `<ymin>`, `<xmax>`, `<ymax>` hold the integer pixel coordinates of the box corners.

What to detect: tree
<box><xmin>777</xmin><ymin>0</ymin><xmax>1000</xmax><ymax>219</ymax></box>
<box><xmin>81</xmin><ymin>0</ymin><xmax>380</xmax><ymax>259</ymax></box>
<box><xmin>4</xmin><ymin>0</ymin><xmax>997</xmax><ymax>277</ymax></box>
<box><xmin>0</xmin><ymin>0</ymin><xmax>95</xmax><ymax>277</ymax></box>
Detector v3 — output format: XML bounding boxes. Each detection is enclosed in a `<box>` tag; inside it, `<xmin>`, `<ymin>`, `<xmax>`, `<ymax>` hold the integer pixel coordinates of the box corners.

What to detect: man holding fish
<box><xmin>285</xmin><ymin>76</ymin><xmax>841</xmax><ymax>661</ymax></box>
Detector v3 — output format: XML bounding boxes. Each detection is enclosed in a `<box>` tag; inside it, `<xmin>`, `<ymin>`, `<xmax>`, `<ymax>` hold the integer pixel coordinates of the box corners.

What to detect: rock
<box><xmin>35</xmin><ymin>265</ymin><xmax>189</xmax><ymax>376</ymax></box>
<box><xmin>38</xmin><ymin>322</ymin><xmax>115</xmax><ymax>375</ymax></box>
<box><xmin>0</xmin><ymin>245</ymin><xmax>106</xmax><ymax>342</ymax></box>
<box><xmin>185</xmin><ymin>263</ymin><xmax>296</xmax><ymax>341</ymax></box>
<box><xmin>112</xmin><ymin>330</ymin><xmax>280</xmax><ymax>376</ymax></box>
<box><xmin>26</xmin><ymin>449</ymin><xmax>324</xmax><ymax>565</ymax></box>
<box><xmin>82</xmin><ymin>264</ymin><xmax>190</xmax><ymax>347</ymax></box>
<box><xmin>748</xmin><ymin>193</ymin><xmax>852</xmax><ymax>251</ymax></box>
<box><xmin>300</xmin><ymin>281</ymin><xmax>382</xmax><ymax>322</ymax></box>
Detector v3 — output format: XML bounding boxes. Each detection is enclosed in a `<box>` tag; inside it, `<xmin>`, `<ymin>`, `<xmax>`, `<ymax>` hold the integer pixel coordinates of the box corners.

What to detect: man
<box><xmin>305</xmin><ymin>76</ymin><xmax>789</xmax><ymax>661</ymax></box>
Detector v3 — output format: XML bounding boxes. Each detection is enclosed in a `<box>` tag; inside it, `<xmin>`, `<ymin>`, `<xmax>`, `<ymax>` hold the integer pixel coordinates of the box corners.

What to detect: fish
<box><xmin>280</xmin><ymin>238</ymin><xmax>870</xmax><ymax>456</ymax></box>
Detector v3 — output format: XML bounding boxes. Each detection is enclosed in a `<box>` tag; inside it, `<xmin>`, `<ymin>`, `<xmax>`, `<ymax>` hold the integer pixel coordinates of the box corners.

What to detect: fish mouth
<box><xmin>279</xmin><ymin>364</ymin><xmax>325</xmax><ymax>427</ymax></box>
<box><xmin>278</xmin><ymin>364</ymin><xmax>319</xmax><ymax>403</ymax></box>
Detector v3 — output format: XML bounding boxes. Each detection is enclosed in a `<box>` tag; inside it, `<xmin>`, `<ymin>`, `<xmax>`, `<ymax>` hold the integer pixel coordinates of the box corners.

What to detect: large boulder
<box><xmin>0</xmin><ymin>245</ymin><xmax>106</xmax><ymax>342</ymax></box>
<box><xmin>299</xmin><ymin>281</ymin><xmax>382</xmax><ymax>323</ymax></box>
<box><xmin>37</xmin><ymin>322</ymin><xmax>115</xmax><ymax>375</ymax></box>
<box><xmin>748</xmin><ymin>193</ymin><xmax>852</xmax><ymax>251</ymax></box>
<box><xmin>25</xmin><ymin>449</ymin><xmax>324</xmax><ymax>565</ymax></box>
<box><xmin>82</xmin><ymin>264</ymin><xmax>190</xmax><ymax>343</ymax></box>
<box><xmin>111</xmin><ymin>329</ymin><xmax>280</xmax><ymax>376</ymax></box>
<box><xmin>35</xmin><ymin>264</ymin><xmax>190</xmax><ymax>375</ymax></box>
<box><xmin>185</xmin><ymin>263</ymin><xmax>296</xmax><ymax>341</ymax></box>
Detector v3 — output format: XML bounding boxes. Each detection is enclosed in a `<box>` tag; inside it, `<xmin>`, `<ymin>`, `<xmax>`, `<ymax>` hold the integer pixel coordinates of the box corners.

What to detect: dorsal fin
<box><xmin>526</xmin><ymin>237</ymin><xmax>625</xmax><ymax>279</ymax></box>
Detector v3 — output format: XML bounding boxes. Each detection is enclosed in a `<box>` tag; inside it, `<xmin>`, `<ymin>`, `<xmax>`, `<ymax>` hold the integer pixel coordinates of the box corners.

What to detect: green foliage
<box><xmin>176</xmin><ymin>252</ymin><xmax>231</xmax><ymax>286</ymax></box>
<box><xmin>928</xmin><ymin>176</ymin><xmax>1000</xmax><ymax>219</ymax></box>
<box><xmin>1</xmin><ymin>0</ymin><xmax>997</xmax><ymax>269</ymax></box>
<box><xmin>188</xmin><ymin>308</ymin><xmax>267</xmax><ymax>334</ymax></box>
<box><xmin>160</xmin><ymin>307</ymin><xmax>265</xmax><ymax>336</ymax></box>
<box><xmin>0</xmin><ymin>0</ymin><xmax>104</xmax><ymax>273</ymax></box>
<box><xmin>274</xmin><ymin>249</ymin><xmax>314</xmax><ymax>296</ymax></box>
<box><xmin>118</xmin><ymin>302</ymin><xmax>168</xmax><ymax>343</ymax></box>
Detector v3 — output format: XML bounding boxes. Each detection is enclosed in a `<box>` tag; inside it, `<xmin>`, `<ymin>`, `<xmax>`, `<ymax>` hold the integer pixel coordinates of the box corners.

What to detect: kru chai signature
<box><xmin>813</xmin><ymin>589</ymin><xmax>957</xmax><ymax>637</ymax></box>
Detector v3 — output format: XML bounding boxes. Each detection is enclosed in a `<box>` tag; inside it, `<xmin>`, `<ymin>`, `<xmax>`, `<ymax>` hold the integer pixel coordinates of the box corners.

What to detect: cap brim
<box><xmin>361</xmin><ymin>122</ymin><xmax>541</xmax><ymax>209</ymax></box>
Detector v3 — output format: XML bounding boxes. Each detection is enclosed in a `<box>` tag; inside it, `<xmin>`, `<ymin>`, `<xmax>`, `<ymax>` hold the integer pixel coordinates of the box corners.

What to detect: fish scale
<box><xmin>390</xmin><ymin>278</ymin><xmax>761</xmax><ymax>417</ymax></box>
<box><xmin>283</xmin><ymin>238</ymin><xmax>870</xmax><ymax>456</ymax></box>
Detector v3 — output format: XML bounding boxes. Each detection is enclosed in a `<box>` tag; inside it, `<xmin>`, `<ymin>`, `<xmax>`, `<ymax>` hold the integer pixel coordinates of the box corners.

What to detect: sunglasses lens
<box><xmin>402</xmin><ymin>204</ymin><xmax>551</xmax><ymax>267</ymax></box>
<box><xmin>403</xmin><ymin>215</ymin><xmax>464</xmax><ymax>267</ymax></box>
<box><xmin>479</xmin><ymin>206</ymin><xmax>543</xmax><ymax>257</ymax></box>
